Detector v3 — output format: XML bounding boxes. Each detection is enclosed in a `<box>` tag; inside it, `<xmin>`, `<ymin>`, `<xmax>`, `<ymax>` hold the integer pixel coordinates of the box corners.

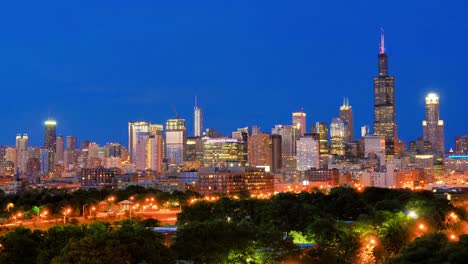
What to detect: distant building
<box><xmin>128</xmin><ymin>121</ymin><xmax>150</xmax><ymax>164</ymax></box>
<box><xmin>373</xmin><ymin>31</ymin><xmax>398</xmax><ymax>156</ymax></box>
<box><xmin>292</xmin><ymin>110</ymin><xmax>306</xmax><ymax>136</ymax></box>
<box><xmin>339</xmin><ymin>98</ymin><xmax>353</xmax><ymax>142</ymax></box>
<box><xmin>186</xmin><ymin>137</ymin><xmax>204</xmax><ymax>162</ymax></box>
<box><xmin>296</xmin><ymin>134</ymin><xmax>320</xmax><ymax>171</ymax></box>
<box><xmin>194</xmin><ymin>97</ymin><xmax>203</xmax><ymax>137</ymax></box>
<box><xmin>330</xmin><ymin>118</ymin><xmax>346</xmax><ymax>156</ymax></box>
<box><xmin>197</xmin><ymin>167</ymin><xmax>273</xmax><ymax>196</ymax></box>
<box><xmin>248</xmin><ymin>133</ymin><xmax>272</xmax><ymax>168</ymax></box>
<box><xmin>315</xmin><ymin>122</ymin><xmax>329</xmax><ymax>155</ymax></box>
<box><xmin>165</xmin><ymin>118</ymin><xmax>187</xmax><ymax>165</ymax></box>
<box><xmin>272</xmin><ymin>125</ymin><xmax>300</xmax><ymax>169</ymax></box>
<box><xmin>455</xmin><ymin>136</ymin><xmax>468</xmax><ymax>154</ymax></box>
<box><xmin>202</xmin><ymin>138</ymin><xmax>246</xmax><ymax>167</ymax></box>
<box><xmin>55</xmin><ymin>135</ymin><xmax>64</xmax><ymax>165</ymax></box>
<box><xmin>304</xmin><ymin>168</ymin><xmax>340</xmax><ymax>186</ymax></box>
<box><xmin>80</xmin><ymin>167</ymin><xmax>120</xmax><ymax>189</ymax></box>
<box><xmin>422</xmin><ymin>93</ymin><xmax>444</xmax><ymax>153</ymax></box>
<box><xmin>361</xmin><ymin>165</ymin><xmax>396</xmax><ymax>188</ymax></box>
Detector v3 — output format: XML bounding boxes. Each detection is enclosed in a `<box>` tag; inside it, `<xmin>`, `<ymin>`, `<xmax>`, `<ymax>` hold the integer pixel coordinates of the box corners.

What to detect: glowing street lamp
<box><xmin>407</xmin><ymin>210</ymin><xmax>418</xmax><ymax>219</ymax></box>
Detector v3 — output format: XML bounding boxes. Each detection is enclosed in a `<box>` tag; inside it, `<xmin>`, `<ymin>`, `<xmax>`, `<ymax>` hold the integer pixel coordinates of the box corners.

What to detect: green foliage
<box><xmin>0</xmin><ymin>220</ymin><xmax>175</xmax><ymax>264</ymax></box>
<box><xmin>289</xmin><ymin>230</ymin><xmax>315</xmax><ymax>244</ymax></box>
<box><xmin>389</xmin><ymin>233</ymin><xmax>468</xmax><ymax>264</ymax></box>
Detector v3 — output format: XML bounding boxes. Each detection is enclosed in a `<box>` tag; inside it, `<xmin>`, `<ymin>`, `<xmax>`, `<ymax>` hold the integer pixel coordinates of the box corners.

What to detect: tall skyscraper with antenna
<box><xmin>373</xmin><ymin>30</ymin><xmax>398</xmax><ymax>156</ymax></box>
<box><xmin>339</xmin><ymin>98</ymin><xmax>353</xmax><ymax>142</ymax></box>
<box><xmin>194</xmin><ymin>96</ymin><xmax>203</xmax><ymax>137</ymax></box>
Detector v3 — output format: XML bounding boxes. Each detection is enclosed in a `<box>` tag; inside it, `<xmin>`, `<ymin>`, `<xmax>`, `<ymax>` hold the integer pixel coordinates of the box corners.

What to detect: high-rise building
<box><xmin>128</xmin><ymin>121</ymin><xmax>150</xmax><ymax>163</ymax></box>
<box><xmin>296</xmin><ymin>134</ymin><xmax>320</xmax><ymax>171</ymax></box>
<box><xmin>422</xmin><ymin>93</ymin><xmax>444</xmax><ymax>153</ymax></box>
<box><xmin>330</xmin><ymin>118</ymin><xmax>347</xmax><ymax>156</ymax></box>
<box><xmin>364</xmin><ymin>135</ymin><xmax>386</xmax><ymax>162</ymax></box>
<box><xmin>373</xmin><ymin>30</ymin><xmax>398</xmax><ymax>156</ymax></box>
<box><xmin>165</xmin><ymin>118</ymin><xmax>187</xmax><ymax>165</ymax></box>
<box><xmin>270</xmin><ymin>134</ymin><xmax>282</xmax><ymax>172</ymax></box>
<box><xmin>44</xmin><ymin>119</ymin><xmax>57</xmax><ymax>150</ymax></box>
<box><xmin>186</xmin><ymin>137</ymin><xmax>204</xmax><ymax>162</ymax></box>
<box><xmin>455</xmin><ymin>136</ymin><xmax>468</xmax><ymax>154</ymax></box>
<box><xmin>272</xmin><ymin>125</ymin><xmax>300</xmax><ymax>169</ymax></box>
<box><xmin>40</xmin><ymin>149</ymin><xmax>50</xmax><ymax>173</ymax></box>
<box><xmin>66</xmin><ymin>136</ymin><xmax>77</xmax><ymax>150</ymax></box>
<box><xmin>194</xmin><ymin>97</ymin><xmax>203</xmax><ymax>137</ymax></box>
<box><xmin>315</xmin><ymin>122</ymin><xmax>329</xmax><ymax>154</ymax></box>
<box><xmin>147</xmin><ymin>124</ymin><xmax>164</xmax><ymax>171</ymax></box>
<box><xmin>44</xmin><ymin>119</ymin><xmax>57</xmax><ymax>171</ymax></box>
<box><xmin>248</xmin><ymin>133</ymin><xmax>272</xmax><ymax>168</ymax></box>
<box><xmin>292</xmin><ymin>110</ymin><xmax>306</xmax><ymax>136</ymax></box>
<box><xmin>55</xmin><ymin>135</ymin><xmax>64</xmax><ymax>165</ymax></box>
<box><xmin>339</xmin><ymin>98</ymin><xmax>353</xmax><ymax>142</ymax></box>
<box><xmin>16</xmin><ymin>134</ymin><xmax>29</xmax><ymax>172</ymax></box>
<box><xmin>203</xmin><ymin>138</ymin><xmax>246</xmax><ymax>167</ymax></box>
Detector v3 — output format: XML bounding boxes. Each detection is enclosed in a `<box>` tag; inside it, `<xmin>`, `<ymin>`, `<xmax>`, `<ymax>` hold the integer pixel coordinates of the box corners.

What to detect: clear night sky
<box><xmin>0</xmin><ymin>1</ymin><xmax>466</xmax><ymax>149</ymax></box>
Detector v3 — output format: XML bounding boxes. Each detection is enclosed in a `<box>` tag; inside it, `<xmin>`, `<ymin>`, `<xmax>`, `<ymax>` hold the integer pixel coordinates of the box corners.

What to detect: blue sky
<box><xmin>0</xmin><ymin>0</ymin><xmax>466</xmax><ymax>149</ymax></box>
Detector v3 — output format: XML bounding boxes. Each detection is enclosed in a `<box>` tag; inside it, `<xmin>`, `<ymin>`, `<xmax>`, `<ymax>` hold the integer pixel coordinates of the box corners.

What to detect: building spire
<box><xmin>379</xmin><ymin>28</ymin><xmax>385</xmax><ymax>54</ymax></box>
<box><xmin>194</xmin><ymin>95</ymin><xmax>198</xmax><ymax>108</ymax></box>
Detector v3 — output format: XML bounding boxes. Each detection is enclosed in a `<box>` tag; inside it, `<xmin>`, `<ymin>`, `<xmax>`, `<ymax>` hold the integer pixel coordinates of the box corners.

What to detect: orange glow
<box><xmin>418</xmin><ymin>224</ymin><xmax>426</xmax><ymax>230</ymax></box>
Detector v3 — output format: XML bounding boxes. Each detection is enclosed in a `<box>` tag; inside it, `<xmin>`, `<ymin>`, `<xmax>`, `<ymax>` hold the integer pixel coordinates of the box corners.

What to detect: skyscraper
<box><xmin>292</xmin><ymin>110</ymin><xmax>306</xmax><ymax>136</ymax></box>
<box><xmin>55</xmin><ymin>135</ymin><xmax>64</xmax><ymax>165</ymax></box>
<box><xmin>373</xmin><ymin>30</ymin><xmax>398</xmax><ymax>156</ymax></box>
<box><xmin>194</xmin><ymin>97</ymin><xmax>203</xmax><ymax>137</ymax></box>
<box><xmin>339</xmin><ymin>98</ymin><xmax>353</xmax><ymax>142</ymax></box>
<box><xmin>44</xmin><ymin>119</ymin><xmax>57</xmax><ymax>151</ymax></box>
<box><xmin>128</xmin><ymin>121</ymin><xmax>150</xmax><ymax>163</ymax></box>
<box><xmin>147</xmin><ymin>124</ymin><xmax>164</xmax><ymax>171</ymax></box>
<box><xmin>296</xmin><ymin>134</ymin><xmax>320</xmax><ymax>171</ymax></box>
<box><xmin>330</xmin><ymin>118</ymin><xmax>347</xmax><ymax>156</ymax></box>
<box><xmin>422</xmin><ymin>93</ymin><xmax>445</xmax><ymax>153</ymax></box>
<box><xmin>248</xmin><ymin>133</ymin><xmax>272</xmax><ymax>168</ymax></box>
<box><xmin>165</xmin><ymin>118</ymin><xmax>187</xmax><ymax>165</ymax></box>
<box><xmin>315</xmin><ymin>122</ymin><xmax>329</xmax><ymax>154</ymax></box>
<box><xmin>272</xmin><ymin>125</ymin><xmax>300</xmax><ymax>169</ymax></box>
<box><xmin>455</xmin><ymin>136</ymin><xmax>468</xmax><ymax>154</ymax></box>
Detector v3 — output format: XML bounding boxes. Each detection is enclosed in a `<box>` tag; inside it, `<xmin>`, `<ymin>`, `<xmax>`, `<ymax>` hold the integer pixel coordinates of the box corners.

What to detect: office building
<box><xmin>194</xmin><ymin>97</ymin><xmax>203</xmax><ymax>137</ymax></box>
<box><xmin>44</xmin><ymin>119</ymin><xmax>57</xmax><ymax>151</ymax></box>
<box><xmin>292</xmin><ymin>110</ymin><xmax>306</xmax><ymax>136</ymax></box>
<box><xmin>373</xmin><ymin>31</ymin><xmax>398</xmax><ymax>156</ymax></box>
<box><xmin>55</xmin><ymin>135</ymin><xmax>64</xmax><ymax>165</ymax></box>
<box><xmin>165</xmin><ymin>118</ymin><xmax>186</xmax><ymax>165</ymax></box>
<box><xmin>339</xmin><ymin>98</ymin><xmax>353</xmax><ymax>142</ymax></box>
<box><xmin>422</xmin><ymin>93</ymin><xmax>445</xmax><ymax>153</ymax></box>
<box><xmin>315</xmin><ymin>122</ymin><xmax>329</xmax><ymax>154</ymax></box>
<box><xmin>128</xmin><ymin>121</ymin><xmax>150</xmax><ymax>163</ymax></box>
<box><xmin>455</xmin><ymin>136</ymin><xmax>468</xmax><ymax>154</ymax></box>
<box><xmin>330</xmin><ymin>118</ymin><xmax>346</xmax><ymax>156</ymax></box>
<box><xmin>203</xmin><ymin>138</ymin><xmax>246</xmax><ymax>167</ymax></box>
<box><xmin>270</xmin><ymin>134</ymin><xmax>282</xmax><ymax>172</ymax></box>
<box><xmin>248</xmin><ymin>133</ymin><xmax>272</xmax><ymax>168</ymax></box>
<box><xmin>296</xmin><ymin>134</ymin><xmax>320</xmax><ymax>171</ymax></box>
<box><xmin>272</xmin><ymin>125</ymin><xmax>300</xmax><ymax>169</ymax></box>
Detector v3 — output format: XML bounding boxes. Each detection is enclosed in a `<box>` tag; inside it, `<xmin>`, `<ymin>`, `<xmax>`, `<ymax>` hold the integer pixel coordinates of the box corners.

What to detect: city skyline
<box><xmin>0</xmin><ymin>1</ymin><xmax>466</xmax><ymax>148</ymax></box>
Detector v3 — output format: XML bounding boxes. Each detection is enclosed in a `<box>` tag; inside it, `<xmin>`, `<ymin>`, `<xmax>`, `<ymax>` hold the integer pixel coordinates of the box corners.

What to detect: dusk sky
<box><xmin>0</xmin><ymin>0</ymin><xmax>466</xmax><ymax>149</ymax></box>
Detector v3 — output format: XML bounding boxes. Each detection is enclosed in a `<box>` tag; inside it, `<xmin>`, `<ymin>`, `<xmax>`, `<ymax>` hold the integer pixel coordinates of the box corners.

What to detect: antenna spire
<box><xmin>379</xmin><ymin>28</ymin><xmax>385</xmax><ymax>54</ymax></box>
<box><xmin>195</xmin><ymin>95</ymin><xmax>198</xmax><ymax>108</ymax></box>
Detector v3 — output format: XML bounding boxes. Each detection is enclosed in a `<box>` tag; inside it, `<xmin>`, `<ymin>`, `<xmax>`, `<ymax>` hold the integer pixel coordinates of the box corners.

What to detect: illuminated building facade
<box><xmin>272</xmin><ymin>125</ymin><xmax>300</xmax><ymax>169</ymax></box>
<box><xmin>292</xmin><ymin>110</ymin><xmax>306</xmax><ymax>136</ymax></box>
<box><xmin>44</xmin><ymin>119</ymin><xmax>57</xmax><ymax>151</ymax></box>
<box><xmin>147</xmin><ymin>125</ymin><xmax>163</xmax><ymax>172</ymax></box>
<box><xmin>248</xmin><ymin>133</ymin><xmax>272</xmax><ymax>168</ymax></box>
<box><xmin>202</xmin><ymin>138</ymin><xmax>246</xmax><ymax>167</ymax></box>
<box><xmin>165</xmin><ymin>118</ymin><xmax>187</xmax><ymax>165</ymax></box>
<box><xmin>186</xmin><ymin>137</ymin><xmax>204</xmax><ymax>162</ymax></box>
<box><xmin>339</xmin><ymin>98</ymin><xmax>353</xmax><ymax>142</ymax></box>
<box><xmin>315</xmin><ymin>122</ymin><xmax>329</xmax><ymax>154</ymax></box>
<box><xmin>128</xmin><ymin>121</ymin><xmax>150</xmax><ymax>163</ymax></box>
<box><xmin>80</xmin><ymin>167</ymin><xmax>120</xmax><ymax>189</ymax></box>
<box><xmin>296</xmin><ymin>134</ymin><xmax>320</xmax><ymax>171</ymax></box>
<box><xmin>55</xmin><ymin>135</ymin><xmax>64</xmax><ymax>165</ymax></box>
<box><xmin>194</xmin><ymin>97</ymin><xmax>203</xmax><ymax>137</ymax></box>
<box><xmin>373</xmin><ymin>31</ymin><xmax>398</xmax><ymax>156</ymax></box>
<box><xmin>330</xmin><ymin>118</ymin><xmax>346</xmax><ymax>156</ymax></box>
<box><xmin>455</xmin><ymin>136</ymin><xmax>468</xmax><ymax>154</ymax></box>
<box><xmin>422</xmin><ymin>93</ymin><xmax>444</xmax><ymax>153</ymax></box>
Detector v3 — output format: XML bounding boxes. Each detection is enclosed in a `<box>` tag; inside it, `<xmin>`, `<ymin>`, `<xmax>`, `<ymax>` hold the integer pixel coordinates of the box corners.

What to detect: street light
<box><xmin>407</xmin><ymin>210</ymin><xmax>418</xmax><ymax>219</ymax></box>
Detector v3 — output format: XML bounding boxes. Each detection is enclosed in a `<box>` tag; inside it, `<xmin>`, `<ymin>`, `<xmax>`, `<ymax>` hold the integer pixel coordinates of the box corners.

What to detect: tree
<box><xmin>0</xmin><ymin>227</ymin><xmax>44</xmax><ymax>263</ymax></box>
